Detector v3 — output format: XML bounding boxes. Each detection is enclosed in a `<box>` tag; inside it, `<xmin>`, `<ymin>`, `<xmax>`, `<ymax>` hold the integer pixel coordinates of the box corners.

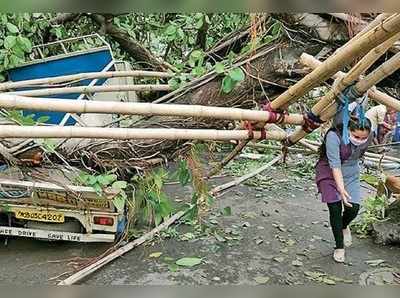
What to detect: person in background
<box><xmin>316</xmin><ymin>115</ymin><xmax>373</xmax><ymax>263</ymax></box>
<box><xmin>366</xmin><ymin>104</ymin><xmax>397</xmax><ymax>146</ymax></box>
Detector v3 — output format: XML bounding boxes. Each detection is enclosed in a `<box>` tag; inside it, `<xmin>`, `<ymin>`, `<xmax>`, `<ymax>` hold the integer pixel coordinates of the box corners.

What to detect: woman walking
<box><xmin>316</xmin><ymin>115</ymin><xmax>373</xmax><ymax>263</ymax></box>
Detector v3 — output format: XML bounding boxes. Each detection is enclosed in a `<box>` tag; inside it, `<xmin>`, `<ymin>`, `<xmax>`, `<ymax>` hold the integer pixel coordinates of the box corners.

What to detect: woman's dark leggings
<box><xmin>327</xmin><ymin>201</ymin><xmax>360</xmax><ymax>249</ymax></box>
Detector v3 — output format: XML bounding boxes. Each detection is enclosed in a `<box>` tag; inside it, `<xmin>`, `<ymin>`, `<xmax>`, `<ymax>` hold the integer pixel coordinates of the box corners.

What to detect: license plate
<box><xmin>12</xmin><ymin>208</ymin><xmax>65</xmax><ymax>223</ymax></box>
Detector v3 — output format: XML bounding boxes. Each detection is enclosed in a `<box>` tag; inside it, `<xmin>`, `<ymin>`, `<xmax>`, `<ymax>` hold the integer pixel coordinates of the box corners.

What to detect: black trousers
<box><xmin>327</xmin><ymin>201</ymin><xmax>360</xmax><ymax>249</ymax></box>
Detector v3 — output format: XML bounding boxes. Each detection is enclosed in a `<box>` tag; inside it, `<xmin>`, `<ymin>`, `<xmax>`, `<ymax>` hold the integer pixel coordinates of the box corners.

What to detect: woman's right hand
<box><xmin>339</xmin><ymin>188</ymin><xmax>353</xmax><ymax>207</ymax></box>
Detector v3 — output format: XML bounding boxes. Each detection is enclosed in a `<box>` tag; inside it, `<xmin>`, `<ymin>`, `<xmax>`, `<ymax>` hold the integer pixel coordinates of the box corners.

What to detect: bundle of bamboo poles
<box><xmin>300</xmin><ymin>53</ymin><xmax>400</xmax><ymax>111</ymax></box>
<box><xmin>288</xmin><ymin>50</ymin><xmax>400</xmax><ymax>145</ymax></box>
<box><xmin>269</xmin><ymin>13</ymin><xmax>400</xmax><ymax>110</ymax></box>
<box><xmin>287</xmin><ymin>34</ymin><xmax>400</xmax><ymax>144</ymax></box>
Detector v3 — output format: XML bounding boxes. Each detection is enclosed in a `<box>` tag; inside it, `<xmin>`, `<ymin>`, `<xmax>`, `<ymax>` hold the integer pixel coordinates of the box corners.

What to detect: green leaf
<box><xmin>16</xmin><ymin>36</ymin><xmax>32</xmax><ymax>53</ymax></box>
<box><xmin>189</xmin><ymin>50</ymin><xmax>203</xmax><ymax>61</ymax></box>
<box><xmin>195</xmin><ymin>17</ymin><xmax>204</xmax><ymax>29</ymax></box>
<box><xmin>23</xmin><ymin>13</ymin><xmax>31</xmax><ymax>22</ymax></box>
<box><xmin>176</xmin><ymin>28</ymin><xmax>185</xmax><ymax>40</ymax></box>
<box><xmin>3</xmin><ymin>55</ymin><xmax>9</xmax><ymax>69</ymax></box>
<box><xmin>12</xmin><ymin>46</ymin><xmax>25</xmax><ymax>59</ymax></box>
<box><xmin>227</xmin><ymin>51</ymin><xmax>236</xmax><ymax>64</ymax></box>
<box><xmin>361</xmin><ymin>174</ymin><xmax>379</xmax><ymax>187</ymax></box>
<box><xmin>6</xmin><ymin>22</ymin><xmax>19</xmax><ymax>34</ymax></box>
<box><xmin>240</xmin><ymin>44</ymin><xmax>251</xmax><ymax>55</ymax></box>
<box><xmin>0</xmin><ymin>74</ymin><xmax>5</xmax><ymax>82</ymax></box>
<box><xmin>104</xmin><ymin>174</ymin><xmax>117</xmax><ymax>184</ymax></box>
<box><xmin>168</xmin><ymin>78</ymin><xmax>181</xmax><ymax>90</ymax></box>
<box><xmin>214</xmin><ymin>62</ymin><xmax>225</xmax><ymax>74</ymax></box>
<box><xmin>97</xmin><ymin>175</ymin><xmax>110</xmax><ymax>186</ymax></box>
<box><xmin>149</xmin><ymin>252</ymin><xmax>163</xmax><ymax>258</ymax></box>
<box><xmin>9</xmin><ymin>54</ymin><xmax>24</xmax><ymax>68</ymax></box>
<box><xmin>222</xmin><ymin>206</ymin><xmax>232</xmax><ymax>216</ymax></box>
<box><xmin>207</xmin><ymin>195</ymin><xmax>215</xmax><ymax>205</ymax></box>
<box><xmin>221</xmin><ymin>75</ymin><xmax>235</xmax><ymax>93</ymax></box>
<box><xmin>271</xmin><ymin>21</ymin><xmax>282</xmax><ymax>36</ymax></box>
<box><xmin>191</xmin><ymin>66</ymin><xmax>206</xmax><ymax>77</ymax></box>
<box><xmin>168</xmin><ymin>264</ymin><xmax>179</xmax><ymax>272</ymax></box>
<box><xmin>159</xmin><ymin>199</ymin><xmax>173</xmax><ymax>216</ymax></box>
<box><xmin>92</xmin><ymin>183</ymin><xmax>102</xmax><ymax>195</ymax></box>
<box><xmin>175</xmin><ymin>257</ymin><xmax>202</xmax><ymax>267</ymax></box>
<box><xmin>155</xmin><ymin>213</ymin><xmax>162</xmax><ymax>226</ymax></box>
<box><xmin>228</xmin><ymin>68</ymin><xmax>245</xmax><ymax>82</ymax></box>
<box><xmin>112</xmin><ymin>181</ymin><xmax>127</xmax><ymax>190</ymax></box>
<box><xmin>113</xmin><ymin>195</ymin><xmax>126</xmax><ymax>212</ymax></box>
<box><xmin>1</xmin><ymin>15</ymin><xmax>8</xmax><ymax>24</ymax></box>
<box><xmin>77</xmin><ymin>172</ymin><xmax>89</xmax><ymax>184</ymax></box>
<box><xmin>4</xmin><ymin>36</ymin><xmax>17</xmax><ymax>50</ymax></box>
<box><xmin>88</xmin><ymin>175</ymin><xmax>98</xmax><ymax>185</ymax></box>
<box><xmin>165</xmin><ymin>24</ymin><xmax>177</xmax><ymax>36</ymax></box>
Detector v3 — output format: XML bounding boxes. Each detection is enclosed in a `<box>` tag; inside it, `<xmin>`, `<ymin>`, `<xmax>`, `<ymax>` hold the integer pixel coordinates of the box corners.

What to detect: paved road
<box><xmin>0</xmin><ymin>160</ymin><xmax>399</xmax><ymax>285</ymax></box>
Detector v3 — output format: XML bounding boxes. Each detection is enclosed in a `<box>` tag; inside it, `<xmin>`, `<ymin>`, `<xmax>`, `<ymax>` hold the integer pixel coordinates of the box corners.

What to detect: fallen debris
<box><xmin>58</xmin><ymin>210</ymin><xmax>185</xmax><ymax>285</ymax></box>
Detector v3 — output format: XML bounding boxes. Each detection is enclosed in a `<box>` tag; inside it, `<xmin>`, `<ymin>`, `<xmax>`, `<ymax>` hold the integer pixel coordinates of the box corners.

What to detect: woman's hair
<box><xmin>319</xmin><ymin>116</ymin><xmax>372</xmax><ymax>158</ymax></box>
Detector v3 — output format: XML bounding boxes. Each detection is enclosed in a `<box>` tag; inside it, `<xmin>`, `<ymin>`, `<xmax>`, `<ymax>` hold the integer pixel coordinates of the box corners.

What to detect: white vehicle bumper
<box><xmin>0</xmin><ymin>226</ymin><xmax>115</xmax><ymax>242</ymax></box>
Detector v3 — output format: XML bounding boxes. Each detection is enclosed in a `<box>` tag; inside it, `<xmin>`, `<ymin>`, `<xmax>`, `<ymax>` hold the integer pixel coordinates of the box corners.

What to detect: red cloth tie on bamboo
<box><xmin>302</xmin><ymin>111</ymin><xmax>324</xmax><ymax>133</ymax></box>
<box><xmin>261</xmin><ymin>102</ymin><xmax>287</xmax><ymax>124</ymax></box>
<box><xmin>244</xmin><ymin>121</ymin><xmax>267</xmax><ymax>140</ymax></box>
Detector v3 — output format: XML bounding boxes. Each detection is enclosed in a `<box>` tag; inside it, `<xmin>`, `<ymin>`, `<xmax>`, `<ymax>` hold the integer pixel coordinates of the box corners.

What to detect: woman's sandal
<box><xmin>333</xmin><ymin>249</ymin><xmax>345</xmax><ymax>263</ymax></box>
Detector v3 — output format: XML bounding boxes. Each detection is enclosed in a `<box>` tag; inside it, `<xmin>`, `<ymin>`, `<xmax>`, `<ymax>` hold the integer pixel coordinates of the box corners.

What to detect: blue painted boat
<box><xmin>6</xmin><ymin>34</ymin><xmax>115</xmax><ymax>126</ymax></box>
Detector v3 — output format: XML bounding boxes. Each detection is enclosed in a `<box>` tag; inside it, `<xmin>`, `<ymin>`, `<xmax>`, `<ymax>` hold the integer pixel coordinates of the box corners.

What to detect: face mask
<box><xmin>349</xmin><ymin>135</ymin><xmax>368</xmax><ymax>147</ymax></box>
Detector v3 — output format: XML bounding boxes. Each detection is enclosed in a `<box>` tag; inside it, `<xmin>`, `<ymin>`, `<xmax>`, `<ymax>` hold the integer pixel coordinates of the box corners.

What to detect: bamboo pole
<box><xmin>209</xmin><ymin>155</ymin><xmax>281</xmax><ymax>195</ymax></box>
<box><xmin>0</xmin><ymin>70</ymin><xmax>174</xmax><ymax>92</ymax></box>
<box><xmin>364</xmin><ymin>152</ymin><xmax>400</xmax><ymax>164</ymax></box>
<box><xmin>58</xmin><ymin>210</ymin><xmax>186</xmax><ymax>285</ymax></box>
<box><xmin>328</xmin><ymin>13</ymin><xmax>367</xmax><ymax>25</ymax></box>
<box><xmin>0</xmin><ymin>95</ymin><xmax>305</xmax><ymax>125</ymax></box>
<box><xmin>368</xmin><ymin>88</ymin><xmax>400</xmax><ymax>111</ymax></box>
<box><xmin>356</xmin><ymin>51</ymin><xmax>400</xmax><ymax>92</ymax></box>
<box><xmin>7</xmin><ymin>84</ymin><xmax>172</xmax><ymax>97</ymax></box>
<box><xmin>0</xmin><ymin>125</ymin><xmax>288</xmax><ymax>141</ymax></box>
<box><xmin>269</xmin><ymin>13</ymin><xmax>400</xmax><ymax>110</ymax></box>
<box><xmin>300</xmin><ymin>53</ymin><xmax>400</xmax><ymax>111</ymax></box>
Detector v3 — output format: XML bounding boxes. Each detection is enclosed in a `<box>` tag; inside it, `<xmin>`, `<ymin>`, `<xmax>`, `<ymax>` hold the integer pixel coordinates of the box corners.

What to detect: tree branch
<box><xmin>89</xmin><ymin>14</ymin><xmax>174</xmax><ymax>72</ymax></box>
<box><xmin>50</xmin><ymin>13</ymin><xmax>81</xmax><ymax>25</ymax></box>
